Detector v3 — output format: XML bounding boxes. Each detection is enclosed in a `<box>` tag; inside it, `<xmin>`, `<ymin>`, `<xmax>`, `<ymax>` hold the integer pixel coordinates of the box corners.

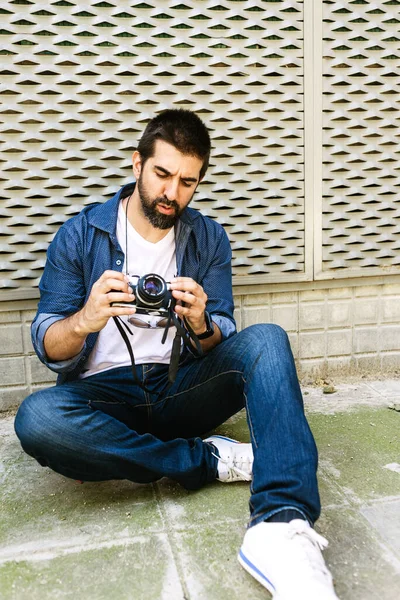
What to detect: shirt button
<box><xmin>116</xmin><ymin>259</ymin><xmax>122</xmax><ymax>266</ymax></box>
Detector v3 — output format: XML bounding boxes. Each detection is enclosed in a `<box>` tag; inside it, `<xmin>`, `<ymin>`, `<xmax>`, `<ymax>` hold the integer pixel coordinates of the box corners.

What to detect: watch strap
<box><xmin>196</xmin><ymin>311</ymin><xmax>215</xmax><ymax>340</ymax></box>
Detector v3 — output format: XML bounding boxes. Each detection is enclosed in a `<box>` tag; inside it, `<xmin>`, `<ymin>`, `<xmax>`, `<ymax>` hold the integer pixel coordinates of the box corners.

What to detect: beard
<box><xmin>137</xmin><ymin>173</ymin><xmax>190</xmax><ymax>230</ymax></box>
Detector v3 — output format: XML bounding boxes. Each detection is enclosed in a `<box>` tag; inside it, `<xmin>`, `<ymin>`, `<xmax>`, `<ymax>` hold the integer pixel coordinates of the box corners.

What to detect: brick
<box><xmin>287</xmin><ymin>333</ymin><xmax>299</xmax><ymax>359</ymax></box>
<box><xmin>326</xmin><ymin>330</ymin><xmax>352</xmax><ymax>357</ymax></box>
<box><xmin>232</xmin><ymin>294</ymin><xmax>242</xmax><ymax>308</ymax></box>
<box><xmin>271</xmin><ymin>292</ymin><xmax>297</xmax><ymax>304</ymax></box>
<box><xmin>381</xmin><ymin>298</ymin><xmax>400</xmax><ymax>323</ymax></box>
<box><xmin>381</xmin><ymin>352</ymin><xmax>400</xmax><ymax>373</ymax></box>
<box><xmin>0</xmin><ymin>386</ymin><xmax>29</xmax><ymax>411</ymax></box>
<box><xmin>0</xmin><ymin>357</ymin><xmax>26</xmax><ymax>385</ymax></box>
<box><xmin>0</xmin><ymin>325</ymin><xmax>24</xmax><ymax>355</ymax></box>
<box><xmin>233</xmin><ymin>308</ymin><xmax>242</xmax><ymax>332</ymax></box>
<box><xmin>382</xmin><ymin>283</ymin><xmax>400</xmax><ymax>295</ymax></box>
<box><xmin>378</xmin><ymin>326</ymin><xmax>400</xmax><ymax>352</ymax></box>
<box><xmin>299</xmin><ymin>331</ymin><xmax>326</xmax><ymax>359</ymax></box>
<box><xmin>356</xmin><ymin>354</ymin><xmax>381</xmax><ymax>373</ymax></box>
<box><xmin>22</xmin><ymin>309</ymin><xmax>38</xmax><ymax>322</ymax></box>
<box><xmin>327</xmin><ymin>301</ymin><xmax>352</xmax><ymax>328</ymax></box>
<box><xmin>326</xmin><ymin>356</ymin><xmax>355</xmax><ymax>376</ymax></box>
<box><xmin>243</xmin><ymin>293</ymin><xmax>271</xmax><ymax>306</ymax></box>
<box><xmin>242</xmin><ymin>307</ymin><xmax>271</xmax><ymax>328</ymax></box>
<box><xmin>0</xmin><ymin>311</ymin><xmax>21</xmax><ymax>324</ymax></box>
<box><xmin>299</xmin><ymin>290</ymin><xmax>326</xmax><ymax>302</ymax></box>
<box><xmin>354</xmin><ymin>328</ymin><xmax>378</xmax><ymax>354</ymax></box>
<box><xmin>354</xmin><ymin>286</ymin><xmax>381</xmax><ymax>297</ymax></box>
<box><xmin>353</xmin><ymin>299</ymin><xmax>379</xmax><ymax>325</ymax></box>
<box><xmin>22</xmin><ymin>323</ymin><xmax>35</xmax><ymax>354</ymax></box>
<box><xmin>327</xmin><ymin>287</ymin><xmax>352</xmax><ymax>299</ymax></box>
<box><xmin>272</xmin><ymin>305</ymin><xmax>298</xmax><ymax>332</ymax></box>
<box><xmin>297</xmin><ymin>358</ymin><xmax>326</xmax><ymax>380</ymax></box>
<box><xmin>29</xmin><ymin>356</ymin><xmax>57</xmax><ymax>385</ymax></box>
<box><xmin>299</xmin><ymin>303</ymin><xmax>326</xmax><ymax>330</ymax></box>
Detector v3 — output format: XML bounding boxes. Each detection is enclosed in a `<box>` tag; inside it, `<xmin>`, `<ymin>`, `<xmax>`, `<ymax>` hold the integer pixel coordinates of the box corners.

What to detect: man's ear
<box><xmin>132</xmin><ymin>151</ymin><xmax>142</xmax><ymax>179</ymax></box>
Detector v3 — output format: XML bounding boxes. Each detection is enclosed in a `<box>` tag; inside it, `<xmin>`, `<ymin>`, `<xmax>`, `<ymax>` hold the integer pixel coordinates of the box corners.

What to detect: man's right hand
<box><xmin>43</xmin><ymin>270</ymin><xmax>136</xmax><ymax>362</ymax></box>
<box><xmin>76</xmin><ymin>270</ymin><xmax>136</xmax><ymax>335</ymax></box>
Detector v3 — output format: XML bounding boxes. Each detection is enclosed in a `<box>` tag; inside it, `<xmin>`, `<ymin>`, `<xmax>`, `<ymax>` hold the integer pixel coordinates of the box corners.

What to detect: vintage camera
<box><xmin>112</xmin><ymin>273</ymin><xmax>174</xmax><ymax>318</ymax></box>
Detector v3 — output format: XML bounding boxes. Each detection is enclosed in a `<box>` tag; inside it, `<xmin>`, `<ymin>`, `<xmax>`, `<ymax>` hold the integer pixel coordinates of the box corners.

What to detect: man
<box><xmin>15</xmin><ymin>109</ymin><xmax>339</xmax><ymax>600</ymax></box>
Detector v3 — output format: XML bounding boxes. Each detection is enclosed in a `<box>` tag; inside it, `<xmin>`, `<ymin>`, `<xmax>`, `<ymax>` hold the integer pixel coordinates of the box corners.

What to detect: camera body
<box><xmin>111</xmin><ymin>273</ymin><xmax>174</xmax><ymax>318</ymax></box>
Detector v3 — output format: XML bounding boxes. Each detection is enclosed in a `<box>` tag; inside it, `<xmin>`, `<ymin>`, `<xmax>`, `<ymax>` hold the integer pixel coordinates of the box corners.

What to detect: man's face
<box><xmin>134</xmin><ymin>140</ymin><xmax>204</xmax><ymax>230</ymax></box>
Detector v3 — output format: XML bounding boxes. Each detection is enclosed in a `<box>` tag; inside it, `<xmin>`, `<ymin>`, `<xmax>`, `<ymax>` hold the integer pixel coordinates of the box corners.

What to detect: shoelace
<box><xmin>288</xmin><ymin>520</ymin><xmax>329</xmax><ymax>550</ymax></box>
<box><xmin>287</xmin><ymin>520</ymin><xmax>331</xmax><ymax>581</ymax></box>
<box><xmin>211</xmin><ymin>449</ymin><xmax>252</xmax><ymax>482</ymax></box>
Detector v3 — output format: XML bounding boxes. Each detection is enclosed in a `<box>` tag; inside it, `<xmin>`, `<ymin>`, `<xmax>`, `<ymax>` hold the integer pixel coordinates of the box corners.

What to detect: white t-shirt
<box><xmin>80</xmin><ymin>201</ymin><xmax>177</xmax><ymax>378</ymax></box>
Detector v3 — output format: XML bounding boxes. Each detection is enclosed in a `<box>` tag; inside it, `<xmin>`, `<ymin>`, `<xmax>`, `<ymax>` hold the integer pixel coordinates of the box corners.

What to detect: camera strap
<box><xmin>113</xmin><ymin>311</ymin><xmax>203</xmax><ymax>395</ymax></box>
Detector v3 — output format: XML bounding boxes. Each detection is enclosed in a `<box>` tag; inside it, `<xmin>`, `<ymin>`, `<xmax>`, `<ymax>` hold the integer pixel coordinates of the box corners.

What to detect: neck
<box><xmin>124</xmin><ymin>188</ymin><xmax>173</xmax><ymax>244</ymax></box>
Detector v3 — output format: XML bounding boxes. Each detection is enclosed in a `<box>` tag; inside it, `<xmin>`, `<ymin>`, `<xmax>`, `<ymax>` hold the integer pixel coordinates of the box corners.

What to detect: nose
<box><xmin>163</xmin><ymin>178</ymin><xmax>179</xmax><ymax>202</ymax></box>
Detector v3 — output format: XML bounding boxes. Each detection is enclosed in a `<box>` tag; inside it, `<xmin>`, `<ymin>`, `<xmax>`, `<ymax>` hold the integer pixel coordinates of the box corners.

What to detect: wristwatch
<box><xmin>196</xmin><ymin>311</ymin><xmax>215</xmax><ymax>340</ymax></box>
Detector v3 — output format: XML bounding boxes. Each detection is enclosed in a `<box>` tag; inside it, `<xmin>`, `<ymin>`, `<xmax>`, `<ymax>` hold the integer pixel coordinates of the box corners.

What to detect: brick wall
<box><xmin>1</xmin><ymin>282</ymin><xmax>400</xmax><ymax>412</ymax></box>
<box><xmin>234</xmin><ymin>283</ymin><xmax>400</xmax><ymax>381</ymax></box>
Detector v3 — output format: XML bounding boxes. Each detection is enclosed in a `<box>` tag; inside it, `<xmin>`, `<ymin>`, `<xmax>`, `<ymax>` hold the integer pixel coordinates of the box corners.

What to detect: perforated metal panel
<box><xmin>320</xmin><ymin>0</ymin><xmax>400</xmax><ymax>278</ymax></box>
<box><xmin>0</xmin><ymin>0</ymin><xmax>307</xmax><ymax>297</ymax></box>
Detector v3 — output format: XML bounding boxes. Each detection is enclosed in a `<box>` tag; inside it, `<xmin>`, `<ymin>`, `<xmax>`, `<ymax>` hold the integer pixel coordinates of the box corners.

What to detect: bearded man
<box><xmin>15</xmin><ymin>109</ymin><xmax>339</xmax><ymax>600</ymax></box>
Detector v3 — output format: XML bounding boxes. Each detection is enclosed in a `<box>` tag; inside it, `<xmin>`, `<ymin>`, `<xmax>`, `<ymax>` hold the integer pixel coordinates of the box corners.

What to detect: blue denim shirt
<box><xmin>32</xmin><ymin>183</ymin><xmax>236</xmax><ymax>383</ymax></box>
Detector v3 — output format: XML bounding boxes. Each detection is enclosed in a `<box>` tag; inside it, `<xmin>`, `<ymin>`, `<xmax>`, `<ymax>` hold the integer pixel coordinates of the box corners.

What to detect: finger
<box><xmin>174</xmin><ymin>304</ymin><xmax>191</xmax><ymax>316</ymax></box>
<box><xmin>174</xmin><ymin>303</ymin><xmax>204</xmax><ymax>319</ymax></box>
<box><xmin>172</xmin><ymin>290</ymin><xmax>200</xmax><ymax>307</ymax></box>
<box><xmin>170</xmin><ymin>277</ymin><xmax>199</xmax><ymax>293</ymax></box>
<box><xmin>106</xmin><ymin>291</ymin><xmax>135</xmax><ymax>304</ymax></box>
<box><xmin>108</xmin><ymin>306</ymin><xmax>137</xmax><ymax>317</ymax></box>
<box><xmin>96</xmin><ymin>278</ymin><xmax>132</xmax><ymax>294</ymax></box>
<box><xmin>171</xmin><ymin>282</ymin><xmax>207</xmax><ymax>304</ymax></box>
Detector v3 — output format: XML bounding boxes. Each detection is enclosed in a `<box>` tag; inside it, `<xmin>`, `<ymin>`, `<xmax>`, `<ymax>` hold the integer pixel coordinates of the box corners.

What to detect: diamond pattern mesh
<box><xmin>0</xmin><ymin>0</ymin><xmax>306</xmax><ymax>295</ymax></box>
<box><xmin>2</xmin><ymin>1</ymin><xmax>399</xmax><ymax>298</ymax></box>
<box><xmin>321</xmin><ymin>0</ymin><xmax>400</xmax><ymax>276</ymax></box>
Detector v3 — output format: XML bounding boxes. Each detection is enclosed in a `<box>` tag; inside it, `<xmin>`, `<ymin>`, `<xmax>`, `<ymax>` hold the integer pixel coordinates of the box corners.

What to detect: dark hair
<box><xmin>137</xmin><ymin>109</ymin><xmax>211</xmax><ymax>180</ymax></box>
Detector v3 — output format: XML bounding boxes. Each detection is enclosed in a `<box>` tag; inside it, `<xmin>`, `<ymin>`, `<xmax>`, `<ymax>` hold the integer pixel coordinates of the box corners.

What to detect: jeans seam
<box><xmin>143</xmin><ymin>364</ymin><xmax>156</xmax><ymax>376</ymax></box>
<box><xmin>162</xmin><ymin>369</ymin><xmax>243</xmax><ymax>402</ymax></box>
<box><xmin>243</xmin><ymin>386</ymin><xmax>258</xmax><ymax>450</ymax></box>
<box><xmin>143</xmin><ymin>366</ymin><xmax>153</xmax><ymax>421</ymax></box>
<box><xmin>240</xmin><ymin>349</ymin><xmax>267</xmax><ymax>451</ymax></box>
<box><xmin>88</xmin><ymin>400</ymin><xmax>126</xmax><ymax>406</ymax></box>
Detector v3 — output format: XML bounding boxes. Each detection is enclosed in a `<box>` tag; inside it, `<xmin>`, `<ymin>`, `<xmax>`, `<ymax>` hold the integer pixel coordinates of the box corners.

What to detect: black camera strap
<box><xmin>113</xmin><ymin>311</ymin><xmax>203</xmax><ymax>396</ymax></box>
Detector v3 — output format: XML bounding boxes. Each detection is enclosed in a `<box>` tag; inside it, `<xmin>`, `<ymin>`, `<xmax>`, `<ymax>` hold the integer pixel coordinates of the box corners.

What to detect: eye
<box><xmin>182</xmin><ymin>181</ymin><xmax>193</xmax><ymax>188</ymax></box>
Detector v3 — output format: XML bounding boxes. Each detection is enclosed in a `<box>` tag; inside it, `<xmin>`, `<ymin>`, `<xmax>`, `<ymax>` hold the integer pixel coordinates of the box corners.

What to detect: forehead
<box><xmin>148</xmin><ymin>140</ymin><xmax>203</xmax><ymax>179</ymax></box>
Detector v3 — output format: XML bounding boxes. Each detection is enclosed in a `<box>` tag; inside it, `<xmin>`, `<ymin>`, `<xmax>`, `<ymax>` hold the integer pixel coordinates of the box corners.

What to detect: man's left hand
<box><xmin>170</xmin><ymin>277</ymin><xmax>208</xmax><ymax>335</ymax></box>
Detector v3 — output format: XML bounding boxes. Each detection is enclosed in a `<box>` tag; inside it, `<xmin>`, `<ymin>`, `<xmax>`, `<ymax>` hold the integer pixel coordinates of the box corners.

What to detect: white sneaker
<box><xmin>204</xmin><ymin>434</ymin><xmax>253</xmax><ymax>482</ymax></box>
<box><xmin>238</xmin><ymin>519</ymin><xmax>339</xmax><ymax>599</ymax></box>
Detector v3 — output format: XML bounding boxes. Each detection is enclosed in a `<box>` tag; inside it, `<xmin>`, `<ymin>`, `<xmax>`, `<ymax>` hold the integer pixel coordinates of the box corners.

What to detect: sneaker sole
<box><xmin>238</xmin><ymin>547</ymin><xmax>276</xmax><ymax>596</ymax></box>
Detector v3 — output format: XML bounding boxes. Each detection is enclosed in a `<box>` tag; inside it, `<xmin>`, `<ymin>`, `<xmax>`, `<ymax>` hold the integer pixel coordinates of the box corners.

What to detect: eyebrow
<box><xmin>154</xmin><ymin>165</ymin><xmax>198</xmax><ymax>184</ymax></box>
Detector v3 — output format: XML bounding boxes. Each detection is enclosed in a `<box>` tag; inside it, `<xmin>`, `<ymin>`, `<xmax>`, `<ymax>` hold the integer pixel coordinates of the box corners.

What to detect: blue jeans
<box><xmin>15</xmin><ymin>324</ymin><xmax>321</xmax><ymax>527</ymax></box>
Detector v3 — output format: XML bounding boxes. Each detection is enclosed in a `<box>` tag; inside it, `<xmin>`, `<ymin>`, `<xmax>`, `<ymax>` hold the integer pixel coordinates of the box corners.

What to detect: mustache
<box><xmin>153</xmin><ymin>197</ymin><xmax>179</xmax><ymax>210</ymax></box>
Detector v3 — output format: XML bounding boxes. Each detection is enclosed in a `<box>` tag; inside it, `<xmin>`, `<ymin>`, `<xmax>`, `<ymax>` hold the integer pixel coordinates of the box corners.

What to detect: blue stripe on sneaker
<box><xmin>210</xmin><ymin>435</ymin><xmax>240</xmax><ymax>443</ymax></box>
<box><xmin>238</xmin><ymin>549</ymin><xmax>275</xmax><ymax>591</ymax></box>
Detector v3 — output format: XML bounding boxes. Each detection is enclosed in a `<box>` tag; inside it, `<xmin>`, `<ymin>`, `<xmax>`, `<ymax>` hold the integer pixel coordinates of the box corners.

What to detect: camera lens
<box><xmin>137</xmin><ymin>274</ymin><xmax>167</xmax><ymax>307</ymax></box>
<box><xmin>144</xmin><ymin>278</ymin><xmax>162</xmax><ymax>296</ymax></box>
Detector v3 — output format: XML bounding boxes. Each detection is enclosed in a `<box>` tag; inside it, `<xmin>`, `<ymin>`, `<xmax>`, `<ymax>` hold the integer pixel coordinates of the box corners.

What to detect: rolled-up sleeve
<box><xmin>31</xmin><ymin>312</ymin><xmax>88</xmax><ymax>373</ymax></box>
<box><xmin>211</xmin><ymin>313</ymin><xmax>236</xmax><ymax>341</ymax></box>
<box><xmin>202</xmin><ymin>227</ymin><xmax>236</xmax><ymax>342</ymax></box>
<box><xmin>31</xmin><ymin>222</ymin><xmax>88</xmax><ymax>373</ymax></box>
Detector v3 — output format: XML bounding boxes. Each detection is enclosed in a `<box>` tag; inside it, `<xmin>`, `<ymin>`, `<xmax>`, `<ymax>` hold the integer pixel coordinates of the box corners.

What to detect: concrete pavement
<box><xmin>1</xmin><ymin>379</ymin><xmax>399</xmax><ymax>599</ymax></box>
